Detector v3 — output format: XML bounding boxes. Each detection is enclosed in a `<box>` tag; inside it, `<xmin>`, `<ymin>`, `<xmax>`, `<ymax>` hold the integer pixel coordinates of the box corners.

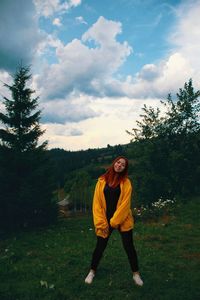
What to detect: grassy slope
<box><xmin>0</xmin><ymin>199</ymin><xmax>199</xmax><ymax>300</ymax></box>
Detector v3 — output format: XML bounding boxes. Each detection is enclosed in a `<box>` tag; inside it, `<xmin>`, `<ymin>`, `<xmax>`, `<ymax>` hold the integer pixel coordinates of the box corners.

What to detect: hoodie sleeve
<box><xmin>110</xmin><ymin>179</ymin><xmax>132</xmax><ymax>228</ymax></box>
<box><xmin>92</xmin><ymin>180</ymin><xmax>108</xmax><ymax>230</ymax></box>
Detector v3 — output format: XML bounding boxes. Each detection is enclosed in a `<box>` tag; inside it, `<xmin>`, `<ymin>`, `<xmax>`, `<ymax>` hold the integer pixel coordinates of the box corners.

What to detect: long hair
<box><xmin>101</xmin><ymin>156</ymin><xmax>129</xmax><ymax>188</ymax></box>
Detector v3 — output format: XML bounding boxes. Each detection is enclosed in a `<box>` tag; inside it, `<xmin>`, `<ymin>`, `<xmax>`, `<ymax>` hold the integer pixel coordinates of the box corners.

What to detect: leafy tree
<box><xmin>63</xmin><ymin>163</ymin><xmax>105</xmax><ymax>212</ymax></box>
<box><xmin>127</xmin><ymin>79</ymin><xmax>200</xmax><ymax>205</ymax></box>
<box><xmin>162</xmin><ymin>80</ymin><xmax>200</xmax><ymax>136</ymax></box>
<box><xmin>126</xmin><ymin>105</ymin><xmax>163</xmax><ymax>141</ymax></box>
<box><xmin>128</xmin><ymin>80</ymin><xmax>200</xmax><ymax>142</ymax></box>
<box><xmin>0</xmin><ymin>66</ymin><xmax>56</xmax><ymax>229</ymax></box>
<box><xmin>64</xmin><ymin>170</ymin><xmax>94</xmax><ymax>212</ymax></box>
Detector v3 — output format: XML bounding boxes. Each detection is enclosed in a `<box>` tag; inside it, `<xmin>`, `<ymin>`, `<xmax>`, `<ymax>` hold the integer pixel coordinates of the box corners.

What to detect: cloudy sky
<box><xmin>0</xmin><ymin>0</ymin><xmax>200</xmax><ymax>150</ymax></box>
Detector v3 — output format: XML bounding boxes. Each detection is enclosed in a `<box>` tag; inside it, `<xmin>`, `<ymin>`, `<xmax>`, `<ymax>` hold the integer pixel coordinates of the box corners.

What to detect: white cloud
<box><xmin>117</xmin><ymin>52</ymin><xmax>195</xmax><ymax>99</ymax></box>
<box><xmin>169</xmin><ymin>0</ymin><xmax>200</xmax><ymax>79</ymax></box>
<box><xmin>33</xmin><ymin>0</ymin><xmax>82</xmax><ymax>17</ymax></box>
<box><xmin>137</xmin><ymin>64</ymin><xmax>161</xmax><ymax>81</ymax></box>
<box><xmin>34</xmin><ymin>0</ymin><xmax>60</xmax><ymax>17</ymax></box>
<box><xmin>42</xmin><ymin>123</ymin><xmax>83</xmax><ymax>136</ymax></box>
<box><xmin>39</xmin><ymin>122</ymin><xmax>84</xmax><ymax>150</ymax></box>
<box><xmin>70</xmin><ymin>128</ymin><xmax>83</xmax><ymax>136</ymax></box>
<box><xmin>82</xmin><ymin>16</ymin><xmax>122</xmax><ymax>46</ymax></box>
<box><xmin>40</xmin><ymin>96</ymin><xmax>99</xmax><ymax>124</ymax></box>
<box><xmin>41</xmin><ymin>34</ymin><xmax>64</xmax><ymax>51</ymax></box>
<box><xmin>70</xmin><ymin>0</ymin><xmax>81</xmax><ymax>7</ymax></box>
<box><xmin>53</xmin><ymin>18</ymin><xmax>62</xmax><ymax>26</ymax></box>
<box><xmin>75</xmin><ymin>16</ymin><xmax>87</xmax><ymax>25</ymax></box>
<box><xmin>36</xmin><ymin>16</ymin><xmax>132</xmax><ymax>100</ymax></box>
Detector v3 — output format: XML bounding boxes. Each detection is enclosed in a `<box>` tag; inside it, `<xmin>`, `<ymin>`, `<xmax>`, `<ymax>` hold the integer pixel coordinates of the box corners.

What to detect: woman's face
<box><xmin>114</xmin><ymin>158</ymin><xmax>126</xmax><ymax>173</ymax></box>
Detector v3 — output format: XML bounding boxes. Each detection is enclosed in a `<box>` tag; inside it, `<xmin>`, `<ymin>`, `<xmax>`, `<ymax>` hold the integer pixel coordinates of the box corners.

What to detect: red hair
<box><xmin>101</xmin><ymin>156</ymin><xmax>129</xmax><ymax>188</ymax></box>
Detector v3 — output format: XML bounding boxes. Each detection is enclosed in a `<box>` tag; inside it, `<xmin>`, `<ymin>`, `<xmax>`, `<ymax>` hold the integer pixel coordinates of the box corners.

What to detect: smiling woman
<box><xmin>84</xmin><ymin>156</ymin><xmax>143</xmax><ymax>286</ymax></box>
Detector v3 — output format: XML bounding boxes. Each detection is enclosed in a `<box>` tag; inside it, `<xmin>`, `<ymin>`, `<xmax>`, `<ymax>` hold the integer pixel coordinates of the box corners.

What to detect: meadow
<box><xmin>0</xmin><ymin>198</ymin><xmax>199</xmax><ymax>300</ymax></box>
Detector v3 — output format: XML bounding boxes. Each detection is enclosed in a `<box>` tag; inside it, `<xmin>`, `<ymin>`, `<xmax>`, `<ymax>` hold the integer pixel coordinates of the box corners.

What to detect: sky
<box><xmin>0</xmin><ymin>0</ymin><xmax>200</xmax><ymax>151</ymax></box>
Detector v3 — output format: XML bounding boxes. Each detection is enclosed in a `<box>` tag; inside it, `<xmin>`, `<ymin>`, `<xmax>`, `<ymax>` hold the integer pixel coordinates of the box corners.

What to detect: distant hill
<box><xmin>48</xmin><ymin>143</ymin><xmax>133</xmax><ymax>187</ymax></box>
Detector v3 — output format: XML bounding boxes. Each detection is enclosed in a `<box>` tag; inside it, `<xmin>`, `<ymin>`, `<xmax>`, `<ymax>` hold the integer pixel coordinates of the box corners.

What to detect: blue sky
<box><xmin>0</xmin><ymin>0</ymin><xmax>200</xmax><ymax>150</ymax></box>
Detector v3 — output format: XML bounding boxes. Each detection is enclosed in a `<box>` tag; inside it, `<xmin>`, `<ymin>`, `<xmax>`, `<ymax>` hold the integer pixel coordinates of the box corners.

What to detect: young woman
<box><xmin>85</xmin><ymin>156</ymin><xmax>143</xmax><ymax>286</ymax></box>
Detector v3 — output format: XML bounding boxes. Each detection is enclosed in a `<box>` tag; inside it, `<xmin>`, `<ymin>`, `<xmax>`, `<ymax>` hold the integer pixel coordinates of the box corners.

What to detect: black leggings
<box><xmin>91</xmin><ymin>229</ymin><xmax>139</xmax><ymax>272</ymax></box>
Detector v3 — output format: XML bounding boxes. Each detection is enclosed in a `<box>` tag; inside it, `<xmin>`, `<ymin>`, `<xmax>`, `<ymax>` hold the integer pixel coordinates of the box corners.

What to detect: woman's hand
<box><xmin>101</xmin><ymin>228</ymin><xmax>109</xmax><ymax>235</ymax></box>
<box><xmin>110</xmin><ymin>219</ymin><xmax>119</xmax><ymax>229</ymax></box>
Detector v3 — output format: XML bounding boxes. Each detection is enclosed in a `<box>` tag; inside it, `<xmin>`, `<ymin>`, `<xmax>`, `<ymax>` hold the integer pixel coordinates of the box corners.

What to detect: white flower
<box><xmin>49</xmin><ymin>284</ymin><xmax>55</xmax><ymax>289</ymax></box>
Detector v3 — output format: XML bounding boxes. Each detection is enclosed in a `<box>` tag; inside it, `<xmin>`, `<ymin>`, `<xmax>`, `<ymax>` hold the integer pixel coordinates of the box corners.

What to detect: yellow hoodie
<box><xmin>92</xmin><ymin>177</ymin><xmax>134</xmax><ymax>238</ymax></box>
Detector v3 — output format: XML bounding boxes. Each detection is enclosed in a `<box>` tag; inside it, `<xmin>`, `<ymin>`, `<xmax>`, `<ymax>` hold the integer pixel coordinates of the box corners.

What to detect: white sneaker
<box><xmin>133</xmin><ymin>273</ymin><xmax>143</xmax><ymax>286</ymax></box>
<box><xmin>85</xmin><ymin>270</ymin><xmax>95</xmax><ymax>284</ymax></box>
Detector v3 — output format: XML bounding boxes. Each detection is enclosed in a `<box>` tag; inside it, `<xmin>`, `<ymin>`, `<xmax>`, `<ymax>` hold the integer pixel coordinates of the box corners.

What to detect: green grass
<box><xmin>0</xmin><ymin>199</ymin><xmax>200</xmax><ymax>300</ymax></box>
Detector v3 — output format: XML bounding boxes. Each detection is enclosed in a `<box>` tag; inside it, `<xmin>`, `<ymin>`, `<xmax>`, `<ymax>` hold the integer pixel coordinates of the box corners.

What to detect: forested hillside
<box><xmin>48</xmin><ymin>143</ymin><xmax>129</xmax><ymax>187</ymax></box>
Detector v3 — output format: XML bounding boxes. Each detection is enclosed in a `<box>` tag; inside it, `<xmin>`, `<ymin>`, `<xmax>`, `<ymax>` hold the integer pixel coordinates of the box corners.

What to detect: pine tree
<box><xmin>0</xmin><ymin>66</ymin><xmax>56</xmax><ymax>229</ymax></box>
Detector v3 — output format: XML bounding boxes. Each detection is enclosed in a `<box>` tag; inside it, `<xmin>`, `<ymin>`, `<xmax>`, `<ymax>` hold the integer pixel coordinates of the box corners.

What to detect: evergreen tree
<box><xmin>0</xmin><ymin>66</ymin><xmax>56</xmax><ymax>229</ymax></box>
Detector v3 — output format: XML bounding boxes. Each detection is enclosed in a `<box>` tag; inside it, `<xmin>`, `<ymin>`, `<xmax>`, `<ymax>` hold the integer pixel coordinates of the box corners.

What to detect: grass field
<box><xmin>0</xmin><ymin>199</ymin><xmax>199</xmax><ymax>300</ymax></box>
